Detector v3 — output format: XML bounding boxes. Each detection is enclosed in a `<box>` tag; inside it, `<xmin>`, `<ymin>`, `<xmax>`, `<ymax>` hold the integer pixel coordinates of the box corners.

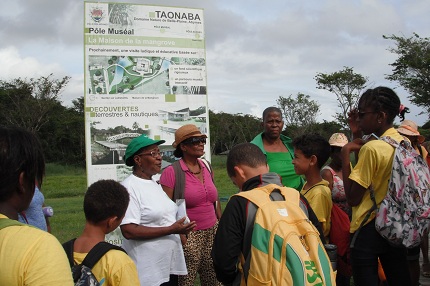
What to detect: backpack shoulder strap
<box><xmin>298</xmin><ymin>197</ymin><xmax>309</xmax><ymax>217</ymax></box>
<box><xmin>242</xmin><ymin>200</ymin><xmax>257</xmax><ymax>282</ymax></box>
<box><xmin>302</xmin><ymin>183</ymin><xmax>325</xmax><ymax>197</ymax></box>
<box><xmin>380</xmin><ymin>135</ymin><xmax>415</xmax><ymax>153</ymax></box>
<box><xmin>199</xmin><ymin>158</ymin><xmax>214</xmax><ymax>181</ymax></box>
<box><xmin>172</xmin><ymin>160</ymin><xmax>185</xmax><ymax>201</ymax></box>
<box><xmin>81</xmin><ymin>242</ymin><xmax>126</xmax><ymax>269</ymax></box>
<box><xmin>324</xmin><ymin>166</ymin><xmax>336</xmax><ymax>177</ymax></box>
<box><xmin>62</xmin><ymin>238</ymin><xmax>77</xmax><ymax>268</ymax></box>
<box><xmin>379</xmin><ymin>135</ymin><xmax>399</xmax><ymax>148</ymax></box>
<box><xmin>0</xmin><ymin>218</ymin><xmax>26</xmax><ymax>230</ymax></box>
<box><xmin>418</xmin><ymin>144</ymin><xmax>424</xmax><ymax>158</ymax></box>
<box><xmin>199</xmin><ymin>158</ymin><xmax>219</xmax><ymax>213</ymax></box>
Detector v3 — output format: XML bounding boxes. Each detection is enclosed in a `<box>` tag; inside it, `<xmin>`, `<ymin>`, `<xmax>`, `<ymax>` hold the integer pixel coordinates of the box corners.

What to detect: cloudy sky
<box><xmin>0</xmin><ymin>0</ymin><xmax>429</xmax><ymax>125</ymax></box>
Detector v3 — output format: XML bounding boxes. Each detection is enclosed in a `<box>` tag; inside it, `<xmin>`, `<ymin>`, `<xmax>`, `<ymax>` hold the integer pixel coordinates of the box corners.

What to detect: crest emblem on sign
<box><xmin>90</xmin><ymin>7</ymin><xmax>104</xmax><ymax>23</ymax></box>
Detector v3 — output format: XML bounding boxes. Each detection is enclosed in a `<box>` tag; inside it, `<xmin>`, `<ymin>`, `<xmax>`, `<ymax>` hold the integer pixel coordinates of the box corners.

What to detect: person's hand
<box><xmin>170</xmin><ymin>217</ymin><xmax>196</xmax><ymax>235</ymax></box>
<box><xmin>348</xmin><ymin>108</ymin><xmax>362</xmax><ymax>138</ymax></box>
<box><xmin>344</xmin><ymin>138</ymin><xmax>365</xmax><ymax>154</ymax></box>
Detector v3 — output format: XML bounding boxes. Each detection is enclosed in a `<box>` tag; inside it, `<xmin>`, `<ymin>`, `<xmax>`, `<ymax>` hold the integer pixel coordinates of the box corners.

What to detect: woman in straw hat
<box><xmin>321</xmin><ymin>132</ymin><xmax>351</xmax><ymax>286</ymax></box>
<box><xmin>120</xmin><ymin>134</ymin><xmax>196</xmax><ymax>286</ymax></box>
<box><xmin>397</xmin><ymin>120</ymin><xmax>427</xmax><ymax>157</ymax></box>
<box><xmin>397</xmin><ymin>120</ymin><xmax>429</xmax><ymax>284</ymax></box>
<box><xmin>321</xmin><ymin>133</ymin><xmax>351</xmax><ymax>217</ymax></box>
<box><xmin>160</xmin><ymin>124</ymin><xmax>222</xmax><ymax>286</ymax></box>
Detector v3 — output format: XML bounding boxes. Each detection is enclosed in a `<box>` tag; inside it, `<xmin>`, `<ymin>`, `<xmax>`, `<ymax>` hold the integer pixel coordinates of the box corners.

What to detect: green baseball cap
<box><xmin>124</xmin><ymin>134</ymin><xmax>165</xmax><ymax>166</ymax></box>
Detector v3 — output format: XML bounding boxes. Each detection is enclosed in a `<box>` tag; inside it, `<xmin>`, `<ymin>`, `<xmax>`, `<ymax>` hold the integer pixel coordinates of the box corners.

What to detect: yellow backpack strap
<box><xmin>0</xmin><ymin>218</ymin><xmax>25</xmax><ymax>230</ymax></box>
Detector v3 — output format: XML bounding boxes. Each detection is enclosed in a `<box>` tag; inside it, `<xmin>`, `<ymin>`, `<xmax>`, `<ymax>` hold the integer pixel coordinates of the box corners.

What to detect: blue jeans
<box><xmin>350</xmin><ymin>219</ymin><xmax>409</xmax><ymax>286</ymax></box>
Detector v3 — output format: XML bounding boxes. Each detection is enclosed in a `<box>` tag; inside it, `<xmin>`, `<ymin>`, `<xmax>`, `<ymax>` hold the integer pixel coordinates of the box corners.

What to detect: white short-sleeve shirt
<box><xmin>121</xmin><ymin>174</ymin><xmax>187</xmax><ymax>286</ymax></box>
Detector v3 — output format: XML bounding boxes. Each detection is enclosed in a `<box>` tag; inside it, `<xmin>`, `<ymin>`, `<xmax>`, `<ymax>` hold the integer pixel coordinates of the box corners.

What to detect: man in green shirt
<box><xmin>250</xmin><ymin>107</ymin><xmax>304</xmax><ymax>190</ymax></box>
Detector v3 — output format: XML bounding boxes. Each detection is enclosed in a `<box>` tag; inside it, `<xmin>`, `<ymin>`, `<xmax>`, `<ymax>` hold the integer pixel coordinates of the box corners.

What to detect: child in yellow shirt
<box><xmin>64</xmin><ymin>180</ymin><xmax>140</xmax><ymax>286</ymax></box>
<box><xmin>341</xmin><ymin>86</ymin><xmax>409</xmax><ymax>286</ymax></box>
<box><xmin>292</xmin><ymin>133</ymin><xmax>332</xmax><ymax>241</ymax></box>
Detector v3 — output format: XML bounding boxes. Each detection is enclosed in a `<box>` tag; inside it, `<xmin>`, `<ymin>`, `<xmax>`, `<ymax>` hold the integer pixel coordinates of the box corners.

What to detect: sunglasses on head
<box><xmin>182</xmin><ymin>137</ymin><xmax>206</xmax><ymax>145</ymax></box>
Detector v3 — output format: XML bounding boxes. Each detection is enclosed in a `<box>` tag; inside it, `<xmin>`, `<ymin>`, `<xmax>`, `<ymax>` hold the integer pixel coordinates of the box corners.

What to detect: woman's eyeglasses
<box><xmin>136</xmin><ymin>150</ymin><xmax>163</xmax><ymax>158</ymax></box>
<box><xmin>182</xmin><ymin>137</ymin><xmax>206</xmax><ymax>145</ymax></box>
<box><xmin>357</xmin><ymin>111</ymin><xmax>376</xmax><ymax>118</ymax></box>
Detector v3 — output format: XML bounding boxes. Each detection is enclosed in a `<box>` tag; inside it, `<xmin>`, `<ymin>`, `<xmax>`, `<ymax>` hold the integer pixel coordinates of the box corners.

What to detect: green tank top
<box><xmin>266</xmin><ymin>151</ymin><xmax>304</xmax><ymax>190</ymax></box>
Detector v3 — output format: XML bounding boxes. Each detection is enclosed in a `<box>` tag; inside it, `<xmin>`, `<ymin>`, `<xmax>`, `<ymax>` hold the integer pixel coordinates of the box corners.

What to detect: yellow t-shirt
<box><xmin>300</xmin><ymin>180</ymin><xmax>332</xmax><ymax>241</ymax></box>
<box><xmin>0</xmin><ymin>214</ymin><xmax>73</xmax><ymax>285</ymax></box>
<box><xmin>349</xmin><ymin>128</ymin><xmax>404</xmax><ymax>233</ymax></box>
<box><xmin>73</xmin><ymin>248</ymin><xmax>140</xmax><ymax>286</ymax></box>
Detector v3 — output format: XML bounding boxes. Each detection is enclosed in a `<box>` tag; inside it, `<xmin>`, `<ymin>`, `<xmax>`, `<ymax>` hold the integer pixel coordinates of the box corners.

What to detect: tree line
<box><xmin>0</xmin><ymin>75</ymin><xmax>85</xmax><ymax>165</ymax></box>
<box><xmin>1</xmin><ymin>33</ymin><xmax>429</xmax><ymax>165</ymax></box>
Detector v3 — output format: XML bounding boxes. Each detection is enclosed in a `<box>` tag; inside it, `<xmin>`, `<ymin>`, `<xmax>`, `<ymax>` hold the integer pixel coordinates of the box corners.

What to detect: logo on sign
<box><xmin>90</xmin><ymin>7</ymin><xmax>104</xmax><ymax>23</ymax></box>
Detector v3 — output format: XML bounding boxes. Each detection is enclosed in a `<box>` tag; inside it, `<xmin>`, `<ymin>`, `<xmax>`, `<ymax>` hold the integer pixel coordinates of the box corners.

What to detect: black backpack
<box><xmin>62</xmin><ymin>238</ymin><xmax>126</xmax><ymax>286</ymax></box>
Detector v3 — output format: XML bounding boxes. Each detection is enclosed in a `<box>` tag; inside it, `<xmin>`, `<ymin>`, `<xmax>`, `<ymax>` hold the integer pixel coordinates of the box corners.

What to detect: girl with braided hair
<box><xmin>341</xmin><ymin>87</ymin><xmax>410</xmax><ymax>286</ymax></box>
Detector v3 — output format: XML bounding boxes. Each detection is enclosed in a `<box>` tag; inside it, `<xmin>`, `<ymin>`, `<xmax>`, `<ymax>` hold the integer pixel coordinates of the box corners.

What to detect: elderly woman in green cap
<box><xmin>120</xmin><ymin>134</ymin><xmax>196</xmax><ymax>286</ymax></box>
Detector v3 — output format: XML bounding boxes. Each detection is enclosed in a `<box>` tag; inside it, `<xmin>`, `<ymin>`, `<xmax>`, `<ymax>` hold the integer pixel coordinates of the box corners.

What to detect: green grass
<box><xmin>47</xmin><ymin>197</ymin><xmax>86</xmax><ymax>242</ymax></box>
<box><xmin>44</xmin><ymin>163</ymin><xmax>87</xmax><ymax>242</ymax></box>
<box><xmin>211</xmin><ymin>155</ymin><xmax>235</xmax><ymax>210</ymax></box>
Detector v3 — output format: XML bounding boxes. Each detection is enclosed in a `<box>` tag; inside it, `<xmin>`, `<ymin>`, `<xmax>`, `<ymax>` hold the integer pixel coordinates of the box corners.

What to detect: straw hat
<box><xmin>172</xmin><ymin>124</ymin><xmax>207</xmax><ymax>148</ymax></box>
<box><xmin>328</xmin><ymin>133</ymin><xmax>348</xmax><ymax>147</ymax></box>
<box><xmin>397</xmin><ymin>120</ymin><xmax>425</xmax><ymax>144</ymax></box>
<box><xmin>123</xmin><ymin>134</ymin><xmax>165</xmax><ymax>166</ymax></box>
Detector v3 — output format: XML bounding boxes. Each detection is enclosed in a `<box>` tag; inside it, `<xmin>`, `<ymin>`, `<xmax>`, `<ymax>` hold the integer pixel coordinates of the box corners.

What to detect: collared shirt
<box><xmin>160</xmin><ymin>159</ymin><xmax>218</xmax><ymax>230</ymax></box>
<box><xmin>251</xmin><ymin>132</ymin><xmax>304</xmax><ymax>190</ymax></box>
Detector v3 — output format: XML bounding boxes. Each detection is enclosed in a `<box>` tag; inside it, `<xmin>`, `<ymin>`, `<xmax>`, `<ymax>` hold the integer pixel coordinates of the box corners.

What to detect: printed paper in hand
<box><xmin>176</xmin><ymin>199</ymin><xmax>190</xmax><ymax>224</ymax></box>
